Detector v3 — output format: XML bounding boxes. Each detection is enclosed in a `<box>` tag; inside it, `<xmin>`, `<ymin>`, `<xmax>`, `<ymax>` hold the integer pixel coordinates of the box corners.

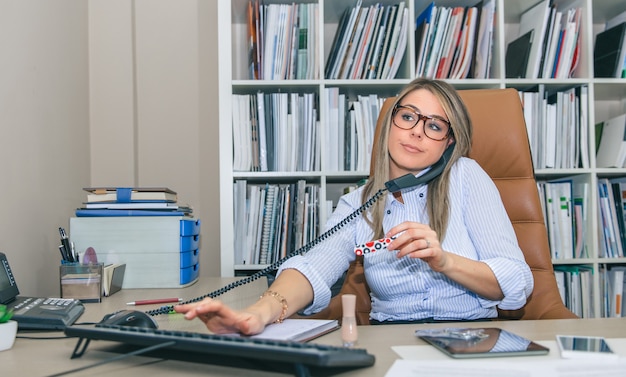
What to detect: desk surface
<box><xmin>2</xmin><ymin>277</ymin><xmax>626</xmax><ymax>377</ymax></box>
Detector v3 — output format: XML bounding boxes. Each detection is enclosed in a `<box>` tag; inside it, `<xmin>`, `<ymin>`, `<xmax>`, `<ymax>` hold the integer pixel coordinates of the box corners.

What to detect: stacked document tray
<box><xmin>70</xmin><ymin>217</ymin><xmax>200</xmax><ymax>288</ymax></box>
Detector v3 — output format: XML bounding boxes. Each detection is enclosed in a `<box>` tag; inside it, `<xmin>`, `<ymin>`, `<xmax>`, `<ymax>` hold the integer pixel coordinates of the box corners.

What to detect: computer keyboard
<box><xmin>65</xmin><ymin>324</ymin><xmax>375</xmax><ymax>375</ymax></box>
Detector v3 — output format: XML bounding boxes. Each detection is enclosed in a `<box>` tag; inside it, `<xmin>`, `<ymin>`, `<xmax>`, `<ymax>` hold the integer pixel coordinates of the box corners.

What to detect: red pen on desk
<box><xmin>126</xmin><ymin>298</ymin><xmax>183</xmax><ymax>306</ymax></box>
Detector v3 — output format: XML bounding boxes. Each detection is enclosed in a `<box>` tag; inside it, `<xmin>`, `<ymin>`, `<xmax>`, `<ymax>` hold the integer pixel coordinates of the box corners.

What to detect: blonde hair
<box><xmin>361</xmin><ymin>78</ymin><xmax>472</xmax><ymax>240</ymax></box>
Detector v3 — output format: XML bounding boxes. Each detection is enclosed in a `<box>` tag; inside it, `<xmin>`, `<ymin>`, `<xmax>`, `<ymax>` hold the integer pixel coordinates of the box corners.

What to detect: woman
<box><xmin>175</xmin><ymin>78</ymin><xmax>533</xmax><ymax>334</ymax></box>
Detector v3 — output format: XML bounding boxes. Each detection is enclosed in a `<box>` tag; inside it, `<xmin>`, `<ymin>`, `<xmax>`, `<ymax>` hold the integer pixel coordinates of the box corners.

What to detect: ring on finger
<box><xmin>425</xmin><ymin>239</ymin><xmax>430</xmax><ymax>248</ymax></box>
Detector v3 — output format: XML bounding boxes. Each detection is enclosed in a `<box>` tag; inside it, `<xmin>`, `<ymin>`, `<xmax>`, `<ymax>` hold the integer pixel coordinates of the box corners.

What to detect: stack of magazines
<box><xmin>75</xmin><ymin>187</ymin><xmax>193</xmax><ymax>217</ymax></box>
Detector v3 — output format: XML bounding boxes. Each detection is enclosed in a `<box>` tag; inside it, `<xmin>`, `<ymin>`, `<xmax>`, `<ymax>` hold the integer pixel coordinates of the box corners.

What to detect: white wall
<box><xmin>88</xmin><ymin>0</ymin><xmax>221</xmax><ymax>276</ymax></box>
<box><xmin>0</xmin><ymin>0</ymin><xmax>90</xmax><ymax>296</ymax></box>
<box><xmin>0</xmin><ymin>0</ymin><xmax>220</xmax><ymax>297</ymax></box>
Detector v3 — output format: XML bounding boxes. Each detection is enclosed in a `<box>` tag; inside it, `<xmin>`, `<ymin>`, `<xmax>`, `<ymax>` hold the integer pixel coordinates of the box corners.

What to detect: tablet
<box><xmin>556</xmin><ymin>335</ymin><xmax>618</xmax><ymax>360</ymax></box>
<box><xmin>416</xmin><ymin>327</ymin><xmax>550</xmax><ymax>359</ymax></box>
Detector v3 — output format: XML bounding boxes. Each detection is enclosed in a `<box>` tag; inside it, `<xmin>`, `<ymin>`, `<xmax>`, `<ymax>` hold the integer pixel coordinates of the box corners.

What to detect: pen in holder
<box><xmin>341</xmin><ymin>294</ymin><xmax>358</xmax><ymax>348</ymax></box>
<box><xmin>59</xmin><ymin>262</ymin><xmax>103</xmax><ymax>303</ymax></box>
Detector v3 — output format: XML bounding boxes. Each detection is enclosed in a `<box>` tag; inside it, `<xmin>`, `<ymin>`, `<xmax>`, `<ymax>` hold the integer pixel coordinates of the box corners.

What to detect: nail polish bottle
<box><xmin>341</xmin><ymin>294</ymin><xmax>358</xmax><ymax>347</ymax></box>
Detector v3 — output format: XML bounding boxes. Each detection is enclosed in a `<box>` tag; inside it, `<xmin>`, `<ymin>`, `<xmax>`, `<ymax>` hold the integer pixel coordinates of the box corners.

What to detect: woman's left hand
<box><xmin>386</xmin><ymin>221</ymin><xmax>449</xmax><ymax>272</ymax></box>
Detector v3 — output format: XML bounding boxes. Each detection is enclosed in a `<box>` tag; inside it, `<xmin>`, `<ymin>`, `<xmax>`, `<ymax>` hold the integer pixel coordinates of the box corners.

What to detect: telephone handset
<box><xmin>146</xmin><ymin>143</ymin><xmax>456</xmax><ymax>316</ymax></box>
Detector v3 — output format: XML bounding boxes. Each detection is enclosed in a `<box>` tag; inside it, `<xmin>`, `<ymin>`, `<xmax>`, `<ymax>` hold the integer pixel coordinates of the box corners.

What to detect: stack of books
<box><xmin>75</xmin><ymin>187</ymin><xmax>193</xmax><ymax>217</ymax></box>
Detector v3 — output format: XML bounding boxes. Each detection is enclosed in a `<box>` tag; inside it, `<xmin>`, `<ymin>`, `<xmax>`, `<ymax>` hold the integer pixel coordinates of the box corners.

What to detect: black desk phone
<box><xmin>0</xmin><ymin>252</ymin><xmax>84</xmax><ymax>330</ymax></box>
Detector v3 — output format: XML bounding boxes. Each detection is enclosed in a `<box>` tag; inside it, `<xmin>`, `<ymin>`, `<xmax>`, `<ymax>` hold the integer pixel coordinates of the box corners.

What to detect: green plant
<box><xmin>0</xmin><ymin>304</ymin><xmax>13</xmax><ymax>323</ymax></box>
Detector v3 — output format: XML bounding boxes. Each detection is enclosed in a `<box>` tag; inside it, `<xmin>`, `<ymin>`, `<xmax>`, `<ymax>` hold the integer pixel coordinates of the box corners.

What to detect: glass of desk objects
<box><xmin>59</xmin><ymin>262</ymin><xmax>103</xmax><ymax>303</ymax></box>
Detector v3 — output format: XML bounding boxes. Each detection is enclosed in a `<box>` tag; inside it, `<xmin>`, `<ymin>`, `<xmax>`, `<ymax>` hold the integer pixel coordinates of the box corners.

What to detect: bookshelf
<box><xmin>217</xmin><ymin>0</ymin><xmax>626</xmax><ymax>318</ymax></box>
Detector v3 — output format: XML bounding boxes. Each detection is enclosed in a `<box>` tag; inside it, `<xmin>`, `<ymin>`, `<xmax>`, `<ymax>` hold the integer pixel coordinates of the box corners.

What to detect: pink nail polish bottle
<box><xmin>341</xmin><ymin>294</ymin><xmax>358</xmax><ymax>347</ymax></box>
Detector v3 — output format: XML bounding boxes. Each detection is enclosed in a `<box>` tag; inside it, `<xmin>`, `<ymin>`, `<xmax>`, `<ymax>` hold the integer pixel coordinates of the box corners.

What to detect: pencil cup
<box><xmin>59</xmin><ymin>262</ymin><xmax>103</xmax><ymax>303</ymax></box>
<box><xmin>341</xmin><ymin>294</ymin><xmax>358</xmax><ymax>348</ymax></box>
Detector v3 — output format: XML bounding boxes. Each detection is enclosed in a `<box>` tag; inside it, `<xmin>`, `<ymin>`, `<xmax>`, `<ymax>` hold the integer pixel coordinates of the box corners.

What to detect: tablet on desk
<box><xmin>416</xmin><ymin>327</ymin><xmax>550</xmax><ymax>359</ymax></box>
<box><xmin>556</xmin><ymin>335</ymin><xmax>619</xmax><ymax>360</ymax></box>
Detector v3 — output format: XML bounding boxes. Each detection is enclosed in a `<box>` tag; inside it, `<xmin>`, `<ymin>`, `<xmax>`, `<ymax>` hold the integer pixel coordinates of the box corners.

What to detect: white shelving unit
<box><xmin>218</xmin><ymin>0</ymin><xmax>626</xmax><ymax>318</ymax></box>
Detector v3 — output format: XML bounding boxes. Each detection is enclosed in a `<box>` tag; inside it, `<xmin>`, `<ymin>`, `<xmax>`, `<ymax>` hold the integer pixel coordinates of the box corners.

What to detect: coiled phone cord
<box><xmin>145</xmin><ymin>187</ymin><xmax>387</xmax><ymax>316</ymax></box>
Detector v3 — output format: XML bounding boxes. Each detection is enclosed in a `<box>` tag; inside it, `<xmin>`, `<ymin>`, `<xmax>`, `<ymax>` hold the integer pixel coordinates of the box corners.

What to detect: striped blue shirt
<box><xmin>278</xmin><ymin>157</ymin><xmax>533</xmax><ymax>321</ymax></box>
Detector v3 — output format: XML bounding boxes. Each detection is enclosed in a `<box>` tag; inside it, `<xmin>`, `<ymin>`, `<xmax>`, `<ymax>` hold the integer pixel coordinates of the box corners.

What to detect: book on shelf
<box><xmin>593</xmin><ymin>21</ymin><xmax>626</xmax><ymax>78</ymax></box>
<box><xmin>449</xmin><ymin>6</ymin><xmax>478</xmax><ymax>80</ymax></box>
<box><xmin>338</xmin><ymin>4</ymin><xmax>369</xmax><ymax>79</ymax></box>
<box><xmin>367</xmin><ymin>4</ymin><xmax>391</xmax><ymax>79</ymax></box>
<box><xmin>414</xmin><ymin>2</ymin><xmax>436</xmax><ymax>78</ymax></box>
<box><xmin>247</xmin><ymin>0</ymin><xmax>260</xmax><ymax>80</ymax></box>
<box><xmin>542</xmin><ymin>9</ymin><xmax>562</xmax><ymax>78</ymax></box>
<box><xmin>517</xmin><ymin>0</ymin><xmax>550</xmax><ymax>79</ymax></box>
<box><xmin>607</xmin><ymin>267</ymin><xmax>625</xmax><ymax>317</ymax></box>
<box><xmin>598</xmin><ymin>178</ymin><xmax>625</xmax><ymax>259</ymax></box>
<box><xmin>435</xmin><ymin>6</ymin><xmax>464</xmax><ymax>79</ymax></box>
<box><xmin>472</xmin><ymin>0</ymin><xmax>495</xmax><ymax>79</ymax></box>
<box><xmin>375</xmin><ymin>3</ymin><xmax>399</xmax><ymax>79</ymax></box>
<box><xmin>554</xmin><ymin>265</ymin><xmax>593</xmax><ymax>318</ymax></box>
<box><xmin>235</xmin><ymin>319</ymin><xmax>339</xmax><ymax>342</ymax></box>
<box><xmin>536</xmin><ymin>5</ymin><xmax>555</xmax><ymax>78</ymax></box>
<box><xmin>380</xmin><ymin>3</ymin><xmax>408</xmax><ymax>80</ymax></box>
<box><xmin>610</xmin><ymin>177</ymin><xmax>626</xmax><ymax>254</ymax></box>
<box><xmin>83</xmin><ymin>187</ymin><xmax>177</xmax><ymax>203</ymax></box>
<box><xmin>596</xmin><ymin>113</ymin><xmax>626</xmax><ymax>168</ymax></box>
<box><xmin>384</xmin><ymin>6</ymin><xmax>409</xmax><ymax>79</ymax></box>
<box><xmin>505</xmin><ymin>30</ymin><xmax>533</xmax><ymax>78</ymax></box>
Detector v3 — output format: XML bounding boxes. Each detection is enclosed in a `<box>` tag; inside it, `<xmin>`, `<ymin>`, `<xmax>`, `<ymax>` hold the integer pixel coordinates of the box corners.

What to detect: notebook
<box><xmin>0</xmin><ymin>252</ymin><xmax>84</xmax><ymax>330</ymax></box>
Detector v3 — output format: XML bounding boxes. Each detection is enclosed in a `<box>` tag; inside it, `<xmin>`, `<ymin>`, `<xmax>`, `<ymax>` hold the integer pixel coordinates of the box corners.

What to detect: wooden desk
<box><xmin>2</xmin><ymin>277</ymin><xmax>625</xmax><ymax>376</ymax></box>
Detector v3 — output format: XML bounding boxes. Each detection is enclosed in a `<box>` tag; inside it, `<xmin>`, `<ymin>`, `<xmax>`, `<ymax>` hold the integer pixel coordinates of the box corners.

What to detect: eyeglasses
<box><xmin>392</xmin><ymin>105</ymin><xmax>452</xmax><ymax>141</ymax></box>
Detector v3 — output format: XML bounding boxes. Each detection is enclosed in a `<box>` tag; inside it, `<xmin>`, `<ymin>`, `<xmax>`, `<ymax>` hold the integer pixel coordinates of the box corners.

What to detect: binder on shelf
<box><xmin>505</xmin><ymin>30</ymin><xmax>533</xmax><ymax>78</ymax></box>
<box><xmin>593</xmin><ymin>21</ymin><xmax>626</xmax><ymax>78</ymax></box>
<box><xmin>607</xmin><ymin>267</ymin><xmax>625</xmax><ymax>317</ymax></box>
<box><xmin>596</xmin><ymin>113</ymin><xmax>626</xmax><ymax>168</ymax></box>
<box><xmin>518</xmin><ymin>0</ymin><xmax>551</xmax><ymax>79</ymax></box>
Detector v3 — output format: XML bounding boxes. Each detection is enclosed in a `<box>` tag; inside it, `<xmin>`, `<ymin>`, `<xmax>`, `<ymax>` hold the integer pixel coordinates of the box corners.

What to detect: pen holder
<box><xmin>59</xmin><ymin>262</ymin><xmax>103</xmax><ymax>303</ymax></box>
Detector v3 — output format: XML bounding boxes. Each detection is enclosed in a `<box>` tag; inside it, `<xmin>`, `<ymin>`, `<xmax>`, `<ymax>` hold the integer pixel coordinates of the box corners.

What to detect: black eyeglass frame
<box><xmin>391</xmin><ymin>104</ymin><xmax>453</xmax><ymax>141</ymax></box>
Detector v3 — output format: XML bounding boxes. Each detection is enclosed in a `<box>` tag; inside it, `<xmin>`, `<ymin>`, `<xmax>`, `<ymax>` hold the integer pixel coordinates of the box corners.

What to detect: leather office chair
<box><xmin>303</xmin><ymin>88</ymin><xmax>577</xmax><ymax>324</ymax></box>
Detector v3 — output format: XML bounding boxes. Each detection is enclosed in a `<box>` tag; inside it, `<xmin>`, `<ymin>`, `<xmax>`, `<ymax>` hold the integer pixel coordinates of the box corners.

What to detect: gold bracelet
<box><xmin>261</xmin><ymin>290</ymin><xmax>288</xmax><ymax>324</ymax></box>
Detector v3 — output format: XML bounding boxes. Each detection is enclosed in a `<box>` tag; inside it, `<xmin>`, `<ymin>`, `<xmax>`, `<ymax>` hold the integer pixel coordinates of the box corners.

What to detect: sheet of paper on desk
<box><xmin>384</xmin><ymin>358</ymin><xmax>626</xmax><ymax>377</ymax></box>
<box><xmin>385</xmin><ymin>339</ymin><xmax>626</xmax><ymax>377</ymax></box>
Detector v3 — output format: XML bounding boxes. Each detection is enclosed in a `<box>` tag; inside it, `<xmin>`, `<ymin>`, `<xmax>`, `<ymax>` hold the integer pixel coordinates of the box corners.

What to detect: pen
<box><xmin>59</xmin><ymin>245</ymin><xmax>69</xmax><ymax>262</ymax></box>
<box><xmin>126</xmin><ymin>298</ymin><xmax>183</xmax><ymax>306</ymax></box>
<box><xmin>59</xmin><ymin>227</ymin><xmax>74</xmax><ymax>262</ymax></box>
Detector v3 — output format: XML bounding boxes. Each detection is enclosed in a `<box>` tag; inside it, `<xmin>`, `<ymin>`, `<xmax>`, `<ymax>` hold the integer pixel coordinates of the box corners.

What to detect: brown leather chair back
<box><xmin>458</xmin><ymin>88</ymin><xmax>576</xmax><ymax>320</ymax></box>
<box><xmin>299</xmin><ymin>88</ymin><xmax>576</xmax><ymax>324</ymax></box>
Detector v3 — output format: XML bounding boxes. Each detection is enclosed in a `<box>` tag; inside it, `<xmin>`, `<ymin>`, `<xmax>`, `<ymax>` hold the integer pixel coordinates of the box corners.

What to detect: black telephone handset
<box><xmin>146</xmin><ymin>144</ymin><xmax>456</xmax><ymax>316</ymax></box>
<box><xmin>385</xmin><ymin>141</ymin><xmax>455</xmax><ymax>192</ymax></box>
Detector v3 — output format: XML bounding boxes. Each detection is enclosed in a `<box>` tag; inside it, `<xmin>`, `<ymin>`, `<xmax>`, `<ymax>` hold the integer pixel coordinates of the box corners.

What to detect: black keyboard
<box><xmin>65</xmin><ymin>324</ymin><xmax>375</xmax><ymax>375</ymax></box>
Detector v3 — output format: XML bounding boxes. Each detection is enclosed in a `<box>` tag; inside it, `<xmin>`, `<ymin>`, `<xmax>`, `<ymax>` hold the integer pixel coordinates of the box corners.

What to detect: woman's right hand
<box><xmin>174</xmin><ymin>297</ymin><xmax>266</xmax><ymax>336</ymax></box>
